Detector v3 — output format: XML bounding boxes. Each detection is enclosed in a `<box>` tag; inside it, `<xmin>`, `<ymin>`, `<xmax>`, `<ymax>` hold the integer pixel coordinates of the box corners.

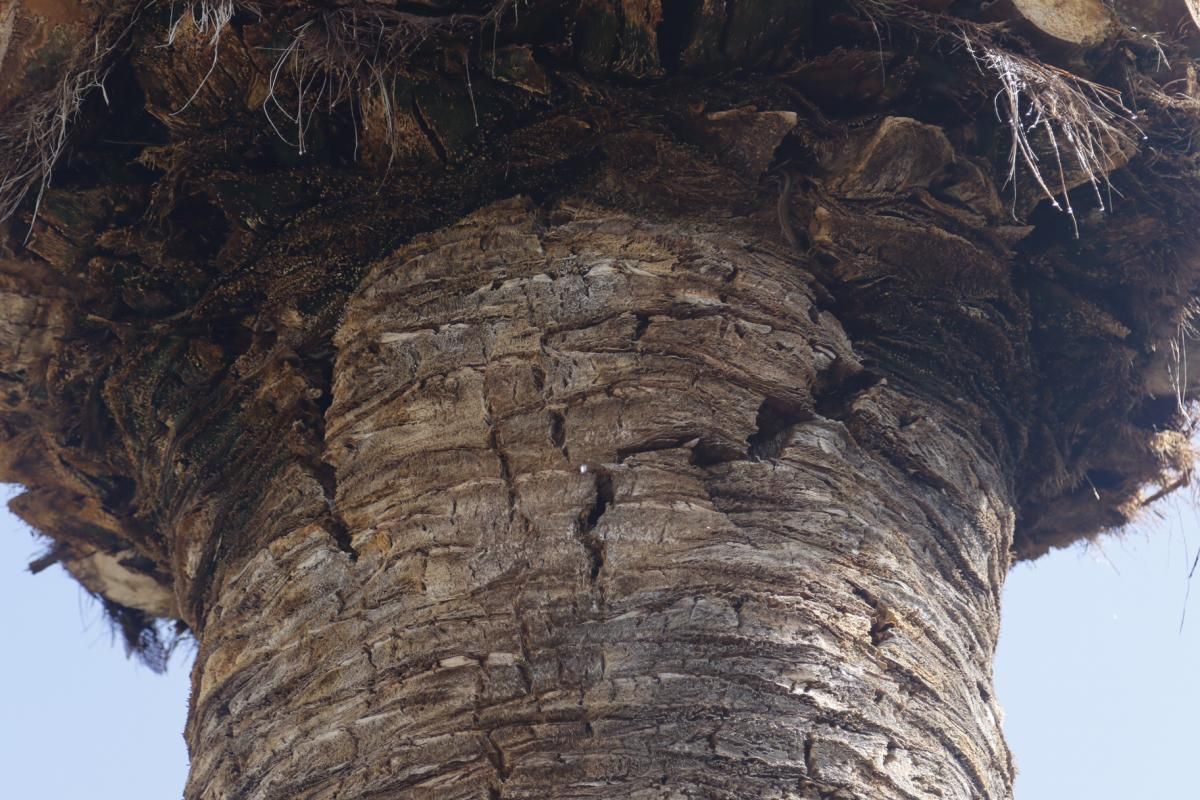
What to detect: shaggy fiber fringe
<box><xmin>0</xmin><ymin>0</ymin><xmax>519</xmax><ymax>224</ymax></box>
<box><xmin>1</xmin><ymin>0</ymin><xmax>1152</xmax><ymax>231</ymax></box>
<box><xmin>0</xmin><ymin>0</ymin><xmax>145</xmax><ymax>228</ymax></box>
<box><xmin>853</xmin><ymin>0</ymin><xmax>1143</xmax><ymax>235</ymax></box>
<box><xmin>0</xmin><ymin>0</ymin><xmax>1165</xmax><ymax>229</ymax></box>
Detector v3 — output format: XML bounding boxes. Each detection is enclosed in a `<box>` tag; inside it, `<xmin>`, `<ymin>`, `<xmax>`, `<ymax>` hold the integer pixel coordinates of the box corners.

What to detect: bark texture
<box><xmin>189</xmin><ymin>198</ymin><xmax>1013</xmax><ymax>799</ymax></box>
<box><xmin>4</xmin><ymin>1</ymin><xmax>1200</xmax><ymax>798</ymax></box>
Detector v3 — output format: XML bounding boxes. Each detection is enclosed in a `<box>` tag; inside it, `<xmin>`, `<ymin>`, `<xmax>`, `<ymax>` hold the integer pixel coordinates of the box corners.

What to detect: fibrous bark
<box><xmin>4</xmin><ymin>0</ymin><xmax>1200</xmax><ymax>797</ymax></box>
<box><xmin>185</xmin><ymin>198</ymin><xmax>1014</xmax><ymax>798</ymax></box>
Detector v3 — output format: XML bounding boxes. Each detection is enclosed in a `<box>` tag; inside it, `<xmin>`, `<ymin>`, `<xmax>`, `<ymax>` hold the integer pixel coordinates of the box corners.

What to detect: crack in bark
<box><xmin>616</xmin><ymin>436</ymin><xmax>709</xmax><ymax>463</ymax></box>
<box><xmin>548</xmin><ymin>409</ymin><xmax>569</xmax><ymax>461</ymax></box>
<box><xmin>578</xmin><ymin>467</ymin><xmax>612</xmax><ymax>583</ymax></box>
<box><xmin>850</xmin><ymin>583</ymin><xmax>901</xmax><ymax>646</ymax></box>
<box><xmin>483</xmin><ymin>388</ymin><xmax>520</xmax><ymax>528</ymax></box>
<box><xmin>746</xmin><ymin>399</ymin><xmax>806</xmax><ymax>461</ymax></box>
<box><xmin>483</xmin><ymin>729</ymin><xmax>512</xmax><ymax>784</ymax></box>
<box><xmin>315</xmin><ymin>461</ymin><xmax>358</xmax><ymax>561</ymax></box>
<box><xmin>811</xmin><ymin>365</ymin><xmax>880</xmax><ymax>423</ymax></box>
<box><xmin>515</xmin><ymin>614</ymin><xmax>536</xmax><ymax>695</ymax></box>
<box><xmin>633</xmin><ymin>313</ymin><xmax>651</xmax><ymax>341</ymax></box>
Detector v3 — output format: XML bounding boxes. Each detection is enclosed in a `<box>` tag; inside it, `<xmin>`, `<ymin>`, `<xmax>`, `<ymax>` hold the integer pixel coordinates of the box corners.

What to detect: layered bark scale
<box><xmin>188</xmin><ymin>199</ymin><xmax>1012</xmax><ymax>799</ymax></box>
<box><xmin>5</xmin><ymin>1</ymin><xmax>1200</xmax><ymax>798</ymax></box>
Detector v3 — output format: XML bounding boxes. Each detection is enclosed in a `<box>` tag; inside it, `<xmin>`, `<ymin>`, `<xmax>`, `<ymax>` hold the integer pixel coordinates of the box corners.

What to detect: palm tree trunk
<box><xmin>5</xmin><ymin>2</ymin><xmax>1200</xmax><ymax>799</ymax></box>
<box><xmin>184</xmin><ymin>197</ymin><xmax>1014</xmax><ymax>799</ymax></box>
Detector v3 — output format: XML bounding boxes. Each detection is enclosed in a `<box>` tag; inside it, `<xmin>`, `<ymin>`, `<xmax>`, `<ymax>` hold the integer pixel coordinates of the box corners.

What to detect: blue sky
<box><xmin>996</xmin><ymin>497</ymin><xmax>1200</xmax><ymax>798</ymax></box>
<box><xmin>1</xmin><ymin>495</ymin><xmax>1198</xmax><ymax>798</ymax></box>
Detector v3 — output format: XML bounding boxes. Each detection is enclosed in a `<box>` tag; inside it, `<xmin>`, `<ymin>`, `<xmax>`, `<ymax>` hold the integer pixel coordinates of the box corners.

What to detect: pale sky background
<box><xmin>1</xmin><ymin>487</ymin><xmax>1198</xmax><ymax>798</ymax></box>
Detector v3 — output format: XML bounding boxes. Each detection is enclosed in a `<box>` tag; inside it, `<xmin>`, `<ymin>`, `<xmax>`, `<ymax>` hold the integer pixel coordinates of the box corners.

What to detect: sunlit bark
<box><xmin>4</xmin><ymin>1</ymin><xmax>1200</xmax><ymax>798</ymax></box>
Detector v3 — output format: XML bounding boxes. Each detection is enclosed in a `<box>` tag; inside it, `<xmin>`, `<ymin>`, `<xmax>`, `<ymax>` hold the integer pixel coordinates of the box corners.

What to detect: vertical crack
<box><xmin>516</xmin><ymin>614</ymin><xmax>536</xmax><ymax>694</ymax></box>
<box><xmin>549</xmin><ymin>409</ymin><xmax>569</xmax><ymax>461</ymax></box>
<box><xmin>633</xmin><ymin>313</ymin><xmax>650</xmax><ymax>341</ymax></box>
<box><xmin>578</xmin><ymin>468</ymin><xmax>612</xmax><ymax>582</ymax></box>
<box><xmin>483</xmin><ymin>392</ymin><xmax>519</xmax><ymax>527</ymax></box>
<box><xmin>308</xmin><ymin>344</ymin><xmax>356</xmax><ymax>560</ymax></box>
<box><xmin>483</xmin><ymin>730</ymin><xmax>511</xmax><ymax>781</ymax></box>
<box><xmin>315</xmin><ymin>462</ymin><xmax>357</xmax><ymax>561</ymax></box>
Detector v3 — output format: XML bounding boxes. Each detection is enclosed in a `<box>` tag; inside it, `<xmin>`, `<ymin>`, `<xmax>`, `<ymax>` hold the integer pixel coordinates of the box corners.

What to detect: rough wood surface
<box><xmin>3</xmin><ymin>0</ymin><xmax>1200</xmax><ymax>797</ymax></box>
<box><xmin>187</xmin><ymin>198</ymin><xmax>1013</xmax><ymax>799</ymax></box>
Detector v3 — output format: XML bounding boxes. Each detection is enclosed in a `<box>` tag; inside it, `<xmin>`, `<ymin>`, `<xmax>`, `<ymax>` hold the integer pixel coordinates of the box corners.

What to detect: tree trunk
<box><xmin>181</xmin><ymin>198</ymin><xmax>1015</xmax><ymax>799</ymax></box>
<box><xmin>4</xmin><ymin>2</ymin><xmax>1200</xmax><ymax>799</ymax></box>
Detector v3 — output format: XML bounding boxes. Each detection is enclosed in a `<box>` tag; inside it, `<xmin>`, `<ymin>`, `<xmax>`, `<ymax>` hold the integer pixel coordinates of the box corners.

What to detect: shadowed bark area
<box><xmin>4</xmin><ymin>0</ymin><xmax>1200</xmax><ymax>797</ymax></box>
